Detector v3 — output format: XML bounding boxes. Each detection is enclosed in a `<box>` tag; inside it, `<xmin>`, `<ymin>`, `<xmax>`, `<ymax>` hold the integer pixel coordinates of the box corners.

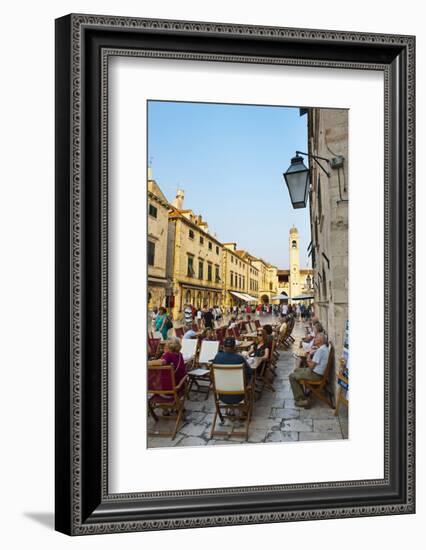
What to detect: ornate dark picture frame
<box><xmin>55</xmin><ymin>14</ymin><xmax>415</xmax><ymax>535</ymax></box>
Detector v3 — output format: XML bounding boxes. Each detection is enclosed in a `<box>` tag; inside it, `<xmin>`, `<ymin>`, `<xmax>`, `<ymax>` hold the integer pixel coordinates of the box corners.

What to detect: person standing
<box><xmin>216</xmin><ymin>305</ymin><xmax>222</xmax><ymax>322</ymax></box>
<box><xmin>150</xmin><ymin>306</ymin><xmax>159</xmax><ymax>331</ymax></box>
<box><xmin>202</xmin><ymin>305</ymin><xmax>214</xmax><ymax>329</ymax></box>
<box><xmin>183</xmin><ymin>303</ymin><xmax>193</xmax><ymax>327</ymax></box>
<box><xmin>155</xmin><ymin>307</ymin><xmax>173</xmax><ymax>341</ymax></box>
<box><xmin>196</xmin><ymin>308</ymin><xmax>203</xmax><ymax>325</ymax></box>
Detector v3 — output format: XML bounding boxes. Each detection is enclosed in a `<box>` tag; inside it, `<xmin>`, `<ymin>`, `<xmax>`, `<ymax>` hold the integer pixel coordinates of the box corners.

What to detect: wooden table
<box><xmin>293</xmin><ymin>348</ymin><xmax>309</xmax><ymax>358</ymax></box>
<box><xmin>246</xmin><ymin>355</ymin><xmax>264</xmax><ymax>370</ymax></box>
<box><xmin>244</xmin><ymin>331</ymin><xmax>259</xmax><ymax>338</ymax></box>
<box><xmin>235</xmin><ymin>340</ymin><xmax>252</xmax><ymax>351</ymax></box>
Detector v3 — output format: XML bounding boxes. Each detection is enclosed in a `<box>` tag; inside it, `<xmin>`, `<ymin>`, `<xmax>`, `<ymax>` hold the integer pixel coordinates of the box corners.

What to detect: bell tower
<box><xmin>289</xmin><ymin>226</ymin><xmax>300</xmax><ymax>299</ymax></box>
<box><xmin>172</xmin><ymin>189</ymin><xmax>185</xmax><ymax>210</ymax></box>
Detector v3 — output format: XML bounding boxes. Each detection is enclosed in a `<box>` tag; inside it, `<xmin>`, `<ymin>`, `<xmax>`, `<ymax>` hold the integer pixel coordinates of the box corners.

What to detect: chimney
<box><xmin>172</xmin><ymin>189</ymin><xmax>185</xmax><ymax>210</ymax></box>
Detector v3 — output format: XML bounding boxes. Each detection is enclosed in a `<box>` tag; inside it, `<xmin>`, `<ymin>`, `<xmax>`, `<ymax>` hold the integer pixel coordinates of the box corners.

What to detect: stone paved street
<box><xmin>148</xmin><ymin>318</ymin><xmax>348</xmax><ymax>448</ymax></box>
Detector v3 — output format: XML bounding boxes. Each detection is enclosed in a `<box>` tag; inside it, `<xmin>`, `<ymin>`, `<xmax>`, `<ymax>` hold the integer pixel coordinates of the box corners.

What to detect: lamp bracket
<box><xmin>295</xmin><ymin>151</ymin><xmax>330</xmax><ymax>177</ymax></box>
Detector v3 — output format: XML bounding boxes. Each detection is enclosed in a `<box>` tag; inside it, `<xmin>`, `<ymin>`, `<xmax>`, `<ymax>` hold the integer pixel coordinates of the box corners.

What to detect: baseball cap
<box><xmin>223</xmin><ymin>337</ymin><xmax>236</xmax><ymax>348</ymax></box>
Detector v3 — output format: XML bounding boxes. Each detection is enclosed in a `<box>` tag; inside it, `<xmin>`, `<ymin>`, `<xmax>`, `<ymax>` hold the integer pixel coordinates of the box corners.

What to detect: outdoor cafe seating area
<box><xmin>147</xmin><ymin>317</ymin><xmax>297</xmax><ymax>442</ymax></box>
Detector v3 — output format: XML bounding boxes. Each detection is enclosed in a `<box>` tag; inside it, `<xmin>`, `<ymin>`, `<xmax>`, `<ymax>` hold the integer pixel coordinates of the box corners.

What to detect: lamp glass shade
<box><xmin>283</xmin><ymin>155</ymin><xmax>310</xmax><ymax>209</ymax></box>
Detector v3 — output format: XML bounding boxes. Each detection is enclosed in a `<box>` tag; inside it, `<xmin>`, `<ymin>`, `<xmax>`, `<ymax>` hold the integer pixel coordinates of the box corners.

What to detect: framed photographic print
<box><xmin>55</xmin><ymin>14</ymin><xmax>415</xmax><ymax>535</ymax></box>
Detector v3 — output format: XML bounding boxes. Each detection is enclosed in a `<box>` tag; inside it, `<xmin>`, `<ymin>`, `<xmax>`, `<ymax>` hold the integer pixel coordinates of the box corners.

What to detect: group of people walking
<box><xmin>149</xmin><ymin>300</ymin><xmax>314</xmax><ymax>342</ymax></box>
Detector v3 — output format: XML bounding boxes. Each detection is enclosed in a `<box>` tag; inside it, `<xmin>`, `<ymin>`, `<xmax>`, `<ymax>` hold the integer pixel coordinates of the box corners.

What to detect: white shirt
<box><xmin>183</xmin><ymin>330</ymin><xmax>197</xmax><ymax>339</ymax></box>
<box><xmin>312</xmin><ymin>344</ymin><xmax>329</xmax><ymax>376</ymax></box>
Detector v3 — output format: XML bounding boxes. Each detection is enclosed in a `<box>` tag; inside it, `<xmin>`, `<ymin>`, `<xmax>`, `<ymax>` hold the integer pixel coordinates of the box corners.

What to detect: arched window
<box><xmin>185</xmin><ymin>290</ymin><xmax>191</xmax><ymax>304</ymax></box>
<box><xmin>292</xmin><ymin>240</ymin><xmax>297</xmax><ymax>249</ymax></box>
<box><xmin>306</xmin><ymin>274</ymin><xmax>312</xmax><ymax>289</ymax></box>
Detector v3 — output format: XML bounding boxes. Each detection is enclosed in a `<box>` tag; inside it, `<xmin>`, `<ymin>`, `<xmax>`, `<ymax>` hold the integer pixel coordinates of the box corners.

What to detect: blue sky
<box><xmin>148</xmin><ymin>100</ymin><xmax>311</xmax><ymax>268</ymax></box>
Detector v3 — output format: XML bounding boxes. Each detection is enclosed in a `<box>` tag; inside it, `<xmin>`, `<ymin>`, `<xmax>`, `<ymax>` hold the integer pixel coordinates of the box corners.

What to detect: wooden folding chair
<box><xmin>255</xmin><ymin>340</ymin><xmax>276</xmax><ymax>394</ymax></box>
<box><xmin>187</xmin><ymin>340</ymin><xmax>219</xmax><ymax>399</ymax></box>
<box><xmin>148</xmin><ymin>337</ymin><xmax>161</xmax><ymax>358</ymax></box>
<box><xmin>181</xmin><ymin>338</ymin><xmax>198</xmax><ymax>369</ymax></box>
<box><xmin>215</xmin><ymin>328</ymin><xmax>224</xmax><ymax>347</ymax></box>
<box><xmin>276</xmin><ymin>323</ymin><xmax>289</xmax><ymax>349</ymax></box>
<box><xmin>210</xmin><ymin>363</ymin><xmax>253</xmax><ymax>440</ymax></box>
<box><xmin>174</xmin><ymin>326</ymin><xmax>185</xmax><ymax>339</ymax></box>
<box><xmin>227</xmin><ymin>327</ymin><xmax>236</xmax><ymax>338</ymax></box>
<box><xmin>287</xmin><ymin>318</ymin><xmax>296</xmax><ymax>342</ymax></box>
<box><xmin>147</xmin><ymin>365</ymin><xmax>187</xmax><ymax>440</ymax></box>
<box><xmin>299</xmin><ymin>343</ymin><xmax>335</xmax><ymax>408</ymax></box>
<box><xmin>254</xmin><ymin>320</ymin><xmax>261</xmax><ymax>329</ymax></box>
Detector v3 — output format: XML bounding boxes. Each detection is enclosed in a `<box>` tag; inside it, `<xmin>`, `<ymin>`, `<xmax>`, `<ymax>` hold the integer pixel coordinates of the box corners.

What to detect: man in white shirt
<box><xmin>183</xmin><ymin>328</ymin><xmax>197</xmax><ymax>339</ymax></box>
<box><xmin>183</xmin><ymin>304</ymin><xmax>193</xmax><ymax>327</ymax></box>
<box><xmin>289</xmin><ymin>333</ymin><xmax>329</xmax><ymax>407</ymax></box>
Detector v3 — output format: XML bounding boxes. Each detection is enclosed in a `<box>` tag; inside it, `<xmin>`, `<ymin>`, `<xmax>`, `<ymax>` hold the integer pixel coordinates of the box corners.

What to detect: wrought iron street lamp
<box><xmin>283</xmin><ymin>150</ymin><xmax>339</xmax><ymax>209</ymax></box>
<box><xmin>283</xmin><ymin>154</ymin><xmax>310</xmax><ymax>209</ymax></box>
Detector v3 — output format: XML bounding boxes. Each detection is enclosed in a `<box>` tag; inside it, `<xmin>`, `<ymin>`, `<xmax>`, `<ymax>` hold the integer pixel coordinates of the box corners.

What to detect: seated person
<box><xmin>262</xmin><ymin>324</ymin><xmax>273</xmax><ymax>346</ymax></box>
<box><xmin>289</xmin><ymin>333</ymin><xmax>329</xmax><ymax>407</ymax></box>
<box><xmin>246</xmin><ymin>328</ymin><xmax>270</xmax><ymax>369</ymax></box>
<box><xmin>212</xmin><ymin>337</ymin><xmax>252</xmax><ymax>405</ymax></box>
<box><xmin>147</xmin><ymin>337</ymin><xmax>187</xmax><ymax>390</ymax></box>
<box><xmin>199</xmin><ymin>328</ymin><xmax>216</xmax><ymax>341</ymax></box>
<box><xmin>295</xmin><ymin>323</ymin><xmax>325</xmax><ymax>368</ymax></box>
<box><xmin>183</xmin><ymin>327</ymin><xmax>198</xmax><ymax>339</ymax></box>
<box><xmin>300</xmin><ymin>321</ymin><xmax>324</xmax><ymax>349</ymax></box>
<box><xmin>228</xmin><ymin>316</ymin><xmax>238</xmax><ymax>329</ymax></box>
<box><xmin>301</xmin><ymin>317</ymin><xmax>319</xmax><ymax>343</ymax></box>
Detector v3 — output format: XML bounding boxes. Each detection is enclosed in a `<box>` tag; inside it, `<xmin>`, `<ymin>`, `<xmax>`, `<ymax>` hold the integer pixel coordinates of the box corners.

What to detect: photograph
<box><xmin>146</xmin><ymin>100</ymin><xmax>349</xmax><ymax>448</ymax></box>
<box><xmin>53</xmin><ymin>11</ymin><xmax>414</xmax><ymax>535</ymax></box>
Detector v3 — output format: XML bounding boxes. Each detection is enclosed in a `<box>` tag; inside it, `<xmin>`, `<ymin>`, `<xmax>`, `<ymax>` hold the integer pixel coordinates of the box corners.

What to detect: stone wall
<box><xmin>308</xmin><ymin>108</ymin><xmax>349</xmax><ymax>396</ymax></box>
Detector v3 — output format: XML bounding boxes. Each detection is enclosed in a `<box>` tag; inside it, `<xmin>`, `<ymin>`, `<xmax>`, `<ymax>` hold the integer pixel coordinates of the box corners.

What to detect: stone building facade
<box><xmin>307</xmin><ymin>107</ymin><xmax>349</xmax><ymax>384</ymax></box>
<box><xmin>147</xmin><ymin>176</ymin><xmax>170</xmax><ymax>308</ymax></box>
<box><xmin>166</xmin><ymin>191</ymin><xmax>224</xmax><ymax>320</ymax></box>
<box><xmin>251</xmin><ymin>258</ymin><xmax>279</xmax><ymax>304</ymax></box>
<box><xmin>148</xmin><ymin>180</ymin><xmax>315</xmax><ymax>320</ymax></box>
<box><xmin>222</xmin><ymin>243</ymin><xmax>258</xmax><ymax>308</ymax></box>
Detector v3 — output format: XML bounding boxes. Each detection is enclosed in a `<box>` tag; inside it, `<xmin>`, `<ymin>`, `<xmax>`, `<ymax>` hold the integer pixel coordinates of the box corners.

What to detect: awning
<box><xmin>241</xmin><ymin>293</ymin><xmax>258</xmax><ymax>302</ymax></box>
<box><xmin>271</xmin><ymin>293</ymin><xmax>289</xmax><ymax>300</ymax></box>
<box><xmin>229</xmin><ymin>291</ymin><xmax>257</xmax><ymax>302</ymax></box>
<box><xmin>291</xmin><ymin>294</ymin><xmax>314</xmax><ymax>301</ymax></box>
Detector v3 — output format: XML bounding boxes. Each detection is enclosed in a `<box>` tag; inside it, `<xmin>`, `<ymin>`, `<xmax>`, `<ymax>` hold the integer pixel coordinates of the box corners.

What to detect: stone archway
<box><xmin>261</xmin><ymin>294</ymin><xmax>269</xmax><ymax>304</ymax></box>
